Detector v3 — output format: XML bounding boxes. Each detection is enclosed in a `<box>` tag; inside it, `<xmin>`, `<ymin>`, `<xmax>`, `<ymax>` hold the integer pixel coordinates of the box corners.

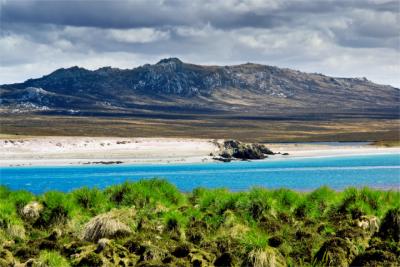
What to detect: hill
<box><xmin>1</xmin><ymin>58</ymin><xmax>398</xmax><ymax>118</ymax></box>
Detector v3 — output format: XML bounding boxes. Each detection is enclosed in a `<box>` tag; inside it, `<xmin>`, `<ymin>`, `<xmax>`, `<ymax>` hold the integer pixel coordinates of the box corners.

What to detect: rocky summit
<box><xmin>1</xmin><ymin>58</ymin><xmax>398</xmax><ymax>118</ymax></box>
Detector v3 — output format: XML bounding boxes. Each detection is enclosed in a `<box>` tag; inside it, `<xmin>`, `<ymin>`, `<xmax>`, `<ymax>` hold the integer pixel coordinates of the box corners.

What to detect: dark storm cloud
<box><xmin>2</xmin><ymin>0</ymin><xmax>398</xmax><ymax>50</ymax></box>
<box><xmin>0</xmin><ymin>0</ymin><xmax>399</xmax><ymax>87</ymax></box>
<box><xmin>2</xmin><ymin>0</ymin><xmax>398</xmax><ymax>46</ymax></box>
<box><xmin>1</xmin><ymin>0</ymin><xmax>194</xmax><ymax>28</ymax></box>
<box><xmin>2</xmin><ymin>0</ymin><xmax>398</xmax><ymax>30</ymax></box>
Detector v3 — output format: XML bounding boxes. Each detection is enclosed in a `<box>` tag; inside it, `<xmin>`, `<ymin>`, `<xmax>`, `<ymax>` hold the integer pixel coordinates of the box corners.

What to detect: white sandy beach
<box><xmin>0</xmin><ymin>136</ymin><xmax>399</xmax><ymax>167</ymax></box>
<box><xmin>266</xmin><ymin>143</ymin><xmax>400</xmax><ymax>159</ymax></box>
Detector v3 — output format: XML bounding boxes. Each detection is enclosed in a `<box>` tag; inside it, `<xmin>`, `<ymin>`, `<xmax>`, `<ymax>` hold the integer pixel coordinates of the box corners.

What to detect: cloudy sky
<box><xmin>1</xmin><ymin>0</ymin><xmax>399</xmax><ymax>87</ymax></box>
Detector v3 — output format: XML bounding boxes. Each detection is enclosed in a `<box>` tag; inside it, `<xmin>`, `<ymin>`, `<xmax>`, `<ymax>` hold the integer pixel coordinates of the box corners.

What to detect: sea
<box><xmin>0</xmin><ymin>154</ymin><xmax>399</xmax><ymax>194</ymax></box>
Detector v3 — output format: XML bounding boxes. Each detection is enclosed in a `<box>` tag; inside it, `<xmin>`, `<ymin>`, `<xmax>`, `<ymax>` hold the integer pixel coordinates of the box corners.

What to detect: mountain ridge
<box><xmin>1</xmin><ymin>58</ymin><xmax>398</xmax><ymax>118</ymax></box>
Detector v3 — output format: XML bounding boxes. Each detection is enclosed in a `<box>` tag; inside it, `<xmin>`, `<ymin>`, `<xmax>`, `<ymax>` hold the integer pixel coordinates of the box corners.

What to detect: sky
<box><xmin>0</xmin><ymin>0</ymin><xmax>399</xmax><ymax>87</ymax></box>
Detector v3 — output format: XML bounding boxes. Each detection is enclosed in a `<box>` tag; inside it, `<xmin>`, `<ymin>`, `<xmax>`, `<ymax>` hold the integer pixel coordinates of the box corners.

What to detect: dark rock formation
<box><xmin>218</xmin><ymin>140</ymin><xmax>274</xmax><ymax>161</ymax></box>
<box><xmin>213</xmin><ymin>157</ymin><xmax>232</xmax><ymax>163</ymax></box>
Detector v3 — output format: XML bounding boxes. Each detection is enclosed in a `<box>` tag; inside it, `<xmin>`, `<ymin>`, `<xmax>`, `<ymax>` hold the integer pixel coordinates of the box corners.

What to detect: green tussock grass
<box><xmin>0</xmin><ymin>179</ymin><xmax>399</xmax><ymax>266</ymax></box>
<box><xmin>36</xmin><ymin>250</ymin><xmax>70</xmax><ymax>267</ymax></box>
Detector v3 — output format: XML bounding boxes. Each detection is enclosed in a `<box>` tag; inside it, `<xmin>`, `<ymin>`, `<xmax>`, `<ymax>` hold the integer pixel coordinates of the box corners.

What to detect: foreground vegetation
<box><xmin>0</xmin><ymin>179</ymin><xmax>399</xmax><ymax>266</ymax></box>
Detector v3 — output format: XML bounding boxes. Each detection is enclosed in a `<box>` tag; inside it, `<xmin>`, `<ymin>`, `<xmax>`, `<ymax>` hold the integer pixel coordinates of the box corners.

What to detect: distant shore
<box><xmin>0</xmin><ymin>136</ymin><xmax>399</xmax><ymax>167</ymax></box>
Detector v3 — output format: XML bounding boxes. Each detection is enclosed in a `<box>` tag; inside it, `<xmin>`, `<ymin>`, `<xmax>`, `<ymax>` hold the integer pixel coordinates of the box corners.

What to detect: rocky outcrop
<box><xmin>215</xmin><ymin>140</ymin><xmax>274</xmax><ymax>161</ymax></box>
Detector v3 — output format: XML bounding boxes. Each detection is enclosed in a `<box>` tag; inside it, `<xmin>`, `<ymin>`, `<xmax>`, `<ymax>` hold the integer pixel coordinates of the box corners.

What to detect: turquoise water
<box><xmin>0</xmin><ymin>154</ymin><xmax>399</xmax><ymax>194</ymax></box>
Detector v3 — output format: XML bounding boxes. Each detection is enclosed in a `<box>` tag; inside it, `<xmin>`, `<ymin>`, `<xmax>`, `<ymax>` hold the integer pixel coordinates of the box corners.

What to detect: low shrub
<box><xmin>0</xmin><ymin>180</ymin><xmax>398</xmax><ymax>266</ymax></box>
<box><xmin>239</xmin><ymin>228</ymin><xmax>269</xmax><ymax>251</ymax></box>
<box><xmin>106</xmin><ymin>178</ymin><xmax>185</xmax><ymax>208</ymax></box>
<box><xmin>164</xmin><ymin>210</ymin><xmax>188</xmax><ymax>232</ymax></box>
<box><xmin>272</xmin><ymin>188</ymin><xmax>302</xmax><ymax>212</ymax></box>
<box><xmin>0</xmin><ymin>201</ymin><xmax>18</xmax><ymax>229</ymax></box>
<box><xmin>241</xmin><ymin>187</ymin><xmax>274</xmax><ymax>220</ymax></box>
<box><xmin>37</xmin><ymin>191</ymin><xmax>75</xmax><ymax>227</ymax></box>
<box><xmin>303</xmin><ymin>186</ymin><xmax>337</xmax><ymax>218</ymax></box>
<box><xmin>378</xmin><ymin>207</ymin><xmax>400</xmax><ymax>242</ymax></box>
<box><xmin>191</xmin><ymin>188</ymin><xmax>242</xmax><ymax>215</ymax></box>
<box><xmin>72</xmin><ymin>187</ymin><xmax>109</xmax><ymax>215</ymax></box>
<box><xmin>9</xmin><ymin>190</ymin><xmax>35</xmax><ymax>212</ymax></box>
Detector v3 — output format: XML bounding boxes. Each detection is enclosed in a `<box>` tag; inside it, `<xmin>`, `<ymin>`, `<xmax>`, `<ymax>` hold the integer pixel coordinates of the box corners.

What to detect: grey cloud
<box><xmin>1</xmin><ymin>0</ymin><xmax>194</xmax><ymax>28</ymax></box>
<box><xmin>2</xmin><ymin>0</ymin><xmax>397</xmax><ymax>29</ymax></box>
<box><xmin>1</xmin><ymin>0</ymin><xmax>398</xmax><ymax>52</ymax></box>
<box><xmin>0</xmin><ymin>0</ymin><xmax>398</xmax><ymax>87</ymax></box>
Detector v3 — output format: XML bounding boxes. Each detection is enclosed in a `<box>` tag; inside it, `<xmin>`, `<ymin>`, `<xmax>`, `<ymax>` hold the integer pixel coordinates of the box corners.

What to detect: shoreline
<box><xmin>2</xmin><ymin>152</ymin><xmax>400</xmax><ymax>169</ymax></box>
<box><xmin>0</xmin><ymin>136</ymin><xmax>399</xmax><ymax>167</ymax></box>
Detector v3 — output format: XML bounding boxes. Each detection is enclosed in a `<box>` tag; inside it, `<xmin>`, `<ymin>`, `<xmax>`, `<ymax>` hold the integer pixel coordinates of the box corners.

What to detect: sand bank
<box><xmin>0</xmin><ymin>137</ymin><xmax>398</xmax><ymax>167</ymax></box>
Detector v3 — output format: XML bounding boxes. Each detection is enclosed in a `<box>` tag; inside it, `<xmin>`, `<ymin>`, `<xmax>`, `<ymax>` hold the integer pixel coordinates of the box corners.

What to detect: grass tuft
<box><xmin>36</xmin><ymin>250</ymin><xmax>70</xmax><ymax>267</ymax></box>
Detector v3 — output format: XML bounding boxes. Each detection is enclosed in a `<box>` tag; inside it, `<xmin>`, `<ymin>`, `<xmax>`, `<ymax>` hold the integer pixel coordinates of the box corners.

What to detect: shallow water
<box><xmin>0</xmin><ymin>154</ymin><xmax>399</xmax><ymax>194</ymax></box>
<box><xmin>266</xmin><ymin>141</ymin><xmax>372</xmax><ymax>146</ymax></box>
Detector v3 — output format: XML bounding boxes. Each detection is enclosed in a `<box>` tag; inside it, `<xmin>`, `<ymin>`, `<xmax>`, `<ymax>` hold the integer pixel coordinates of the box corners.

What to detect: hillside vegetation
<box><xmin>2</xmin><ymin>115</ymin><xmax>399</xmax><ymax>142</ymax></box>
<box><xmin>0</xmin><ymin>179</ymin><xmax>399</xmax><ymax>266</ymax></box>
